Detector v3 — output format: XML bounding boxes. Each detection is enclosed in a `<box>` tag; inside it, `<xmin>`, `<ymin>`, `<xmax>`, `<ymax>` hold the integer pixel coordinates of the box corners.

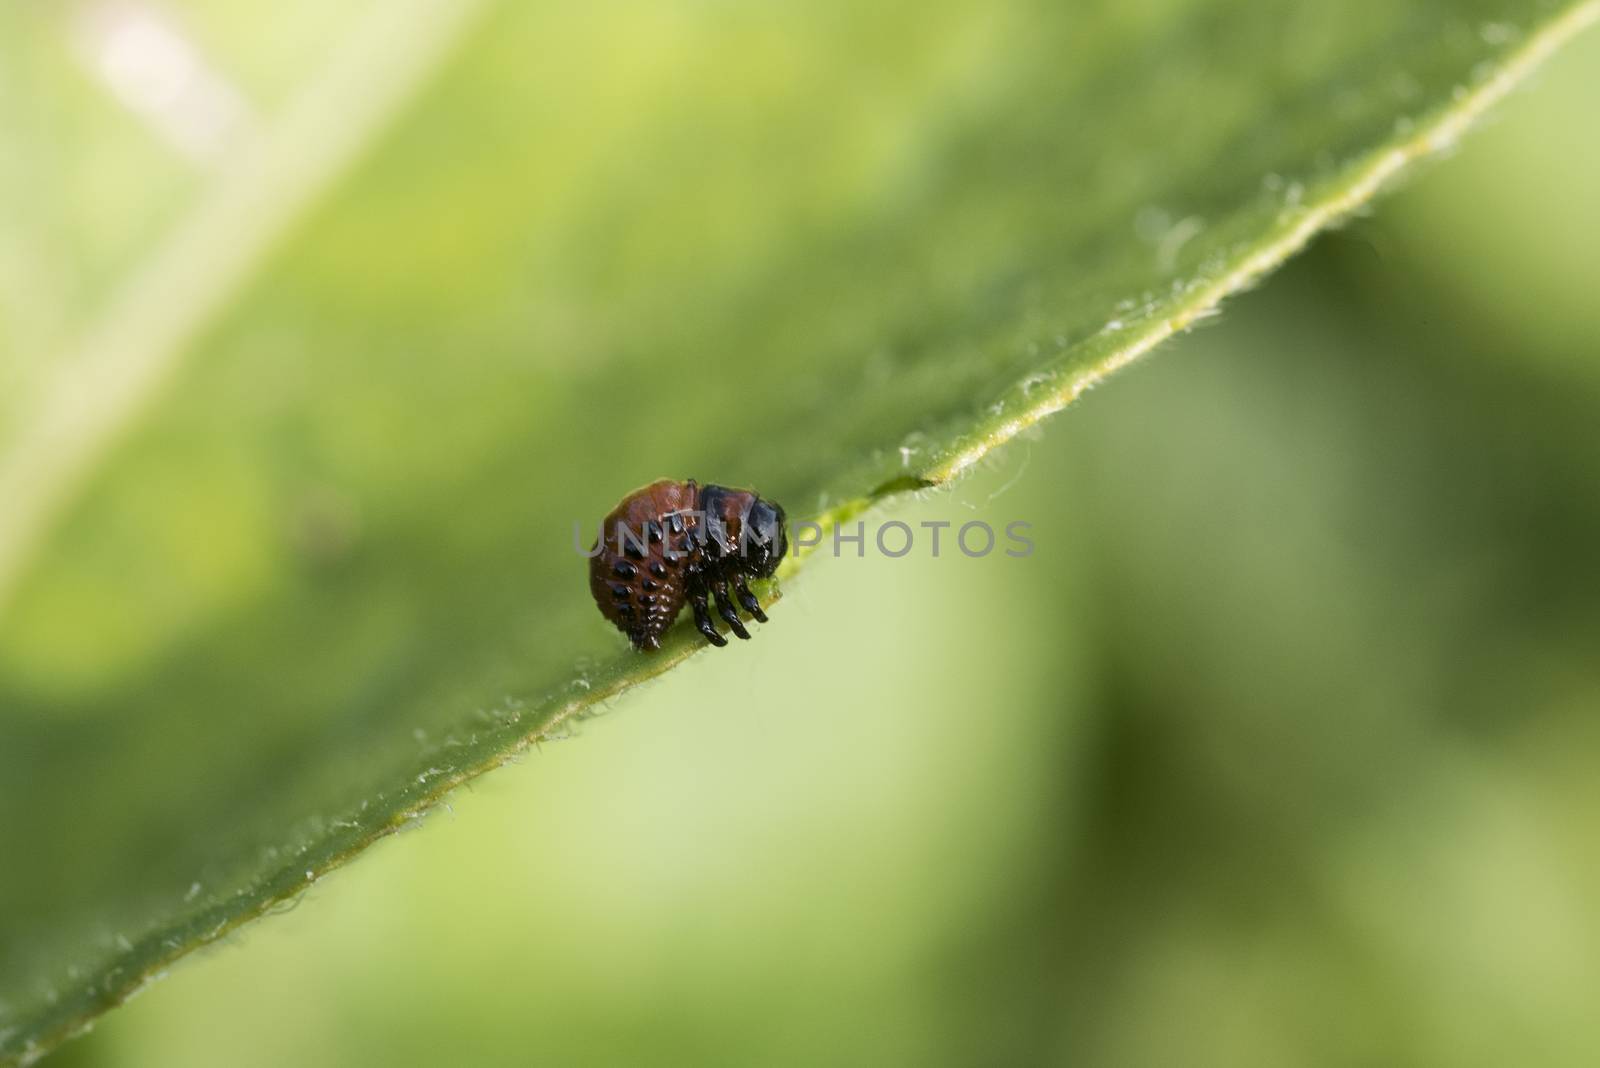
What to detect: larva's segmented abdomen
<box><xmin>588</xmin><ymin>479</ymin><xmax>699</xmax><ymax>650</ymax></box>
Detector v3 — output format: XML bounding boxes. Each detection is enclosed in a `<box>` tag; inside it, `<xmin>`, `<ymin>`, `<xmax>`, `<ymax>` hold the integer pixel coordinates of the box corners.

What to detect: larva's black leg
<box><xmin>733</xmin><ymin>575</ymin><xmax>767</xmax><ymax>623</ymax></box>
<box><xmin>689</xmin><ymin>586</ymin><xmax>727</xmax><ymax>647</ymax></box>
<box><xmin>712</xmin><ymin>581</ymin><xmax>751</xmax><ymax>640</ymax></box>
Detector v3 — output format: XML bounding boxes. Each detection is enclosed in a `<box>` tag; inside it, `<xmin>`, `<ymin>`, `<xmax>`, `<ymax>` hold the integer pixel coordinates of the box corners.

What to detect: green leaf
<box><xmin>1</xmin><ymin>0</ymin><xmax>1593</xmax><ymax>1061</ymax></box>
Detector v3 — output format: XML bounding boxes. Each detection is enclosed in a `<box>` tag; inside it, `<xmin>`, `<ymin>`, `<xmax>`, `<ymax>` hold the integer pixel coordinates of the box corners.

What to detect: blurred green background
<box><xmin>33</xmin><ymin>22</ymin><xmax>1600</xmax><ymax>1067</ymax></box>
<box><xmin>5</xmin><ymin>0</ymin><xmax>1600</xmax><ymax>1065</ymax></box>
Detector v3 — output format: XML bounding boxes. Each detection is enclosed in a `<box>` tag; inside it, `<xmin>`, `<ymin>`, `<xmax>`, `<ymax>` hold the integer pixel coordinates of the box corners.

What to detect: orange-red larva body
<box><xmin>589</xmin><ymin>479</ymin><xmax>787</xmax><ymax>651</ymax></box>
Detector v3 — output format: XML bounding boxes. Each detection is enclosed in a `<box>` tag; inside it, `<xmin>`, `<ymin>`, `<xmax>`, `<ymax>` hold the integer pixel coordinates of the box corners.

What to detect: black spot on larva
<box><xmin>638</xmin><ymin>594</ymin><xmax>656</xmax><ymax>606</ymax></box>
<box><xmin>612</xmin><ymin>560</ymin><xmax>637</xmax><ymax>579</ymax></box>
<box><xmin>611</xmin><ymin>584</ymin><xmax>630</xmax><ymax>599</ymax></box>
<box><xmin>642</xmin><ymin>579</ymin><xmax>658</xmax><ymax>592</ymax></box>
<box><xmin>649</xmin><ymin>561</ymin><xmax>667</xmax><ymax>578</ymax></box>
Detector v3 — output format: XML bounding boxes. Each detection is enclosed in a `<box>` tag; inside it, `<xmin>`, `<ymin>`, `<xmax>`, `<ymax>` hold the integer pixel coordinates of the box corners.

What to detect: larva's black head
<box><xmin>742</xmin><ymin>496</ymin><xmax>787</xmax><ymax>577</ymax></box>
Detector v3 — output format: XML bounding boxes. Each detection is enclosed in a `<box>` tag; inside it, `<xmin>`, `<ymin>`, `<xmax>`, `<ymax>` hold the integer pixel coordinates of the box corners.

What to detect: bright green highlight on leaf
<box><xmin>1</xmin><ymin>0</ymin><xmax>1595</xmax><ymax>1063</ymax></box>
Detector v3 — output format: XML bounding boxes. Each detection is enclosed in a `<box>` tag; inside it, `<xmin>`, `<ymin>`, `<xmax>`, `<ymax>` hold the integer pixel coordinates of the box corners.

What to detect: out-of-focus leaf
<box><xmin>0</xmin><ymin>0</ymin><xmax>1594</xmax><ymax>1062</ymax></box>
